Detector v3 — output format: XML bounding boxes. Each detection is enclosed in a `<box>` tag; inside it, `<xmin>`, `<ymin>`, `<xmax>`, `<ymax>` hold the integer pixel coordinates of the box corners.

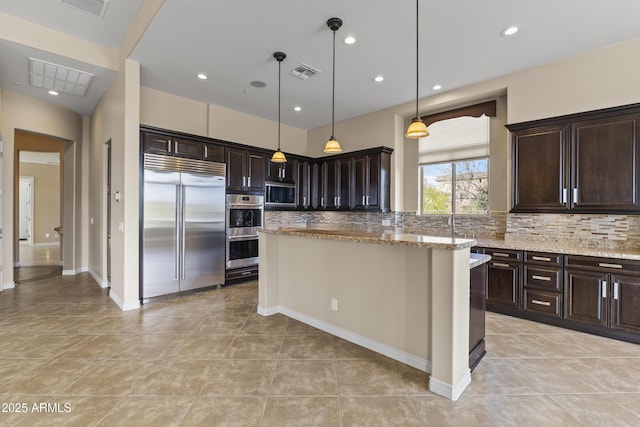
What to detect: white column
<box><xmin>429</xmin><ymin>247</ymin><xmax>471</xmax><ymax>400</ymax></box>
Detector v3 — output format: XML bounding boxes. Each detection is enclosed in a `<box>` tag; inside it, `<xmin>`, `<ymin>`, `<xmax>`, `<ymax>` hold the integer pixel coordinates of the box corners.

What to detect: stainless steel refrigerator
<box><xmin>142</xmin><ymin>154</ymin><xmax>226</xmax><ymax>300</ymax></box>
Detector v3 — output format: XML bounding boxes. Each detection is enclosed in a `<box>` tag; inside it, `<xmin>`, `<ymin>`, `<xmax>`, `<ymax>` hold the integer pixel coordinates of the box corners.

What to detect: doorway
<box><xmin>13</xmin><ymin>132</ymin><xmax>65</xmax><ymax>284</ymax></box>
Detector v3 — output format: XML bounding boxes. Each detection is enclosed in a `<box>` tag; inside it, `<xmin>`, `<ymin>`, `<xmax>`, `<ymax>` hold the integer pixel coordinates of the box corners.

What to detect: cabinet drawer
<box><xmin>565</xmin><ymin>255</ymin><xmax>640</xmax><ymax>274</ymax></box>
<box><xmin>525</xmin><ymin>251</ymin><xmax>563</xmax><ymax>266</ymax></box>
<box><xmin>226</xmin><ymin>266</ymin><xmax>258</xmax><ymax>281</ymax></box>
<box><xmin>484</xmin><ymin>248</ymin><xmax>522</xmax><ymax>262</ymax></box>
<box><xmin>524</xmin><ymin>265</ymin><xmax>562</xmax><ymax>291</ymax></box>
<box><xmin>524</xmin><ymin>289</ymin><xmax>562</xmax><ymax>318</ymax></box>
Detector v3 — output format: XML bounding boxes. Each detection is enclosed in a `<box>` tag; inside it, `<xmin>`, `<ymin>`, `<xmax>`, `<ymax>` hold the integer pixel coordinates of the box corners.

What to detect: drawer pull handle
<box><xmin>598</xmin><ymin>263</ymin><xmax>623</xmax><ymax>269</ymax></box>
<box><xmin>602</xmin><ymin>280</ymin><xmax>607</xmax><ymax>298</ymax></box>
<box><xmin>614</xmin><ymin>282</ymin><xmax>619</xmax><ymax>300</ymax></box>
<box><xmin>532</xmin><ymin>256</ymin><xmax>551</xmax><ymax>262</ymax></box>
<box><xmin>531</xmin><ymin>275</ymin><xmax>551</xmax><ymax>281</ymax></box>
<box><xmin>241</xmin><ymin>271</ymin><xmax>252</xmax><ymax>276</ymax></box>
<box><xmin>493</xmin><ymin>262</ymin><xmax>510</xmax><ymax>268</ymax></box>
<box><xmin>493</xmin><ymin>252</ymin><xmax>510</xmax><ymax>258</ymax></box>
<box><xmin>531</xmin><ymin>299</ymin><xmax>551</xmax><ymax>307</ymax></box>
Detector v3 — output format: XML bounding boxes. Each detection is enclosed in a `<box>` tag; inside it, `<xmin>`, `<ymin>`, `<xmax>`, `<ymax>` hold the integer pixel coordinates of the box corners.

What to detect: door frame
<box><xmin>18</xmin><ymin>176</ymin><xmax>34</xmax><ymax>247</ymax></box>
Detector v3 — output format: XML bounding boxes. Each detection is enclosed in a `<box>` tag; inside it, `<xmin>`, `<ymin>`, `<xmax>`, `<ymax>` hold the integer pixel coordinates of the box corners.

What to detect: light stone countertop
<box><xmin>469</xmin><ymin>253</ymin><xmax>491</xmax><ymax>269</ymax></box>
<box><xmin>258</xmin><ymin>227</ymin><xmax>476</xmax><ymax>250</ymax></box>
<box><xmin>474</xmin><ymin>238</ymin><xmax>640</xmax><ymax>261</ymax></box>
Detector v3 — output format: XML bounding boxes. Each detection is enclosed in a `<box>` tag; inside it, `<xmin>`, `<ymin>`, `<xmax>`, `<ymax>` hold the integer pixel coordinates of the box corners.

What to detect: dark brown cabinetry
<box><xmin>203</xmin><ymin>143</ymin><xmax>224</xmax><ymax>163</ymax></box>
<box><xmin>565</xmin><ymin>255</ymin><xmax>640</xmax><ymax>335</ymax></box>
<box><xmin>508</xmin><ymin>104</ymin><xmax>640</xmax><ymax>213</ymax></box>
<box><xmin>226</xmin><ymin>148</ymin><xmax>265</xmax><ymax>192</ymax></box>
<box><xmin>353</xmin><ymin>153</ymin><xmax>385</xmax><ymax>210</ymax></box>
<box><xmin>266</xmin><ymin>157</ymin><xmax>295</xmax><ymax>182</ymax></box>
<box><xmin>523</xmin><ymin>251</ymin><xmax>563</xmax><ymax>318</ymax></box>
<box><xmin>511</xmin><ymin>125</ymin><xmax>569</xmax><ymax>212</ymax></box>
<box><xmin>469</xmin><ymin>262</ymin><xmax>487</xmax><ymax>370</ymax></box>
<box><xmin>485</xmin><ymin>249</ymin><xmax>523</xmax><ymax>312</ymax></box>
<box><xmin>295</xmin><ymin>160</ymin><xmax>312</xmax><ymax>209</ymax></box>
<box><xmin>317</xmin><ymin>159</ymin><xmax>351</xmax><ymax>210</ymax></box>
<box><xmin>143</xmin><ymin>132</ymin><xmax>208</xmax><ymax>160</ymax></box>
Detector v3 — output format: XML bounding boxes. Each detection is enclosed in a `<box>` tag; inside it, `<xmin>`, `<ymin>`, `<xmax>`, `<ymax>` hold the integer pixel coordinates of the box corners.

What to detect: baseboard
<box><xmin>429</xmin><ymin>371</ymin><xmax>471</xmax><ymax>401</ymax></box>
<box><xmin>88</xmin><ymin>269</ymin><xmax>108</xmax><ymax>288</ymax></box>
<box><xmin>268</xmin><ymin>305</ymin><xmax>431</xmax><ymax>373</ymax></box>
<box><xmin>2</xmin><ymin>282</ymin><xmax>16</xmax><ymax>291</ymax></box>
<box><xmin>257</xmin><ymin>305</ymin><xmax>279</xmax><ymax>316</ymax></box>
<box><xmin>62</xmin><ymin>267</ymin><xmax>88</xmax><ymax>276</ymax></box>
<box><xmin>32</xmin><ymin>242</ymin><xmax>60</xmax><ymax>247</ymax></box>
<box><xmin>109</xmin><ymin>290</ymin><xmax>140</xmax><ymax>311</ymax></box>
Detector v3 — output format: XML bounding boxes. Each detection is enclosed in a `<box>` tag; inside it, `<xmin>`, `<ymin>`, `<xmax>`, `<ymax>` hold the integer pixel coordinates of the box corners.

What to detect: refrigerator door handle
<box><xmin>174</xmin><ymin>185</ymin><xmax>181</xmax><ymax>281</ymax></box>
<box><xmin>180</xmin><ymin>184</ymin><xmax>187</xmax><ymax>280</ymax></box>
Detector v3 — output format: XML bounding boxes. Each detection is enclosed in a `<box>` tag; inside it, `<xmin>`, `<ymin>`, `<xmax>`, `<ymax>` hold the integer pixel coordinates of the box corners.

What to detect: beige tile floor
<box><xmin>0</xmin><ymin>272</ymin><xmax>639</xmax><ymax>426</ymax></box>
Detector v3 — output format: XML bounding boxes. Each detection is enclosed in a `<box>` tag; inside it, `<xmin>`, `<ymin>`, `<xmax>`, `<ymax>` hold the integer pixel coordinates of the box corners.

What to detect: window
<box><xmin>421</xmin><ymin>158</ymin><xmax>488</xmax><ymax>214</ymax></box>
<box><xmin>419</xmin><ymin>114</ymin><xmax>490</xmax><ymax>215</ymax></box>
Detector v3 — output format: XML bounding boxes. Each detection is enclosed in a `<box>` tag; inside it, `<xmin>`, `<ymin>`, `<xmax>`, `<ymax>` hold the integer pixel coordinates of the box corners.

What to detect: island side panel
<box><xmin>429</xmin><ymin>247</ymin><xmax>471</xmax><ymax>400</ymax></box>
<box><xmin>260</xmin><ymin>232</ymin><xmax>432</xmax><ymax>369</ymax></box>
<box><xmin>258</xmin><ymin>232</ymin><xmax>280</xmax><ymax>315</ymax></box>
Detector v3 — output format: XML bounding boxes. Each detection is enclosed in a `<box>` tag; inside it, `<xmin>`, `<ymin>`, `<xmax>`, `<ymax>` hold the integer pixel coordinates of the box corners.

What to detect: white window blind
<box><xmin>418</xmin><ymin>115</ymin><xmax>490</xmax><ymax>163</ymax></box>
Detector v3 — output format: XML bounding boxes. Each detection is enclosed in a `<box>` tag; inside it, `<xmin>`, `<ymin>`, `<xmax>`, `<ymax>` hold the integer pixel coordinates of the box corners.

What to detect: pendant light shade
<box><xmin>271</xmin><ymin>51</ymin><xmax>287</xmax><ymax>163</ymax></box>
<box><xmin>324</xmin><ymin>17</ymin><xmax>343</xmax><ymax>154</ymax></box>
<box><xmin>405</xmin><ymin>0</ymin><xmax>429</xmax><ymax>139</ymax></box>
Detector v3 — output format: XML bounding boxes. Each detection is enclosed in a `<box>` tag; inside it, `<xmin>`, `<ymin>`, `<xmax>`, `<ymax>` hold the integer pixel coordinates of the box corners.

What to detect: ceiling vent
<box><xmin>60</xmin><ymin>0</ymin><xmax>109</xmax><ymax>18</ymax></box>
<box><xmin>289</xmin><ymin>64</ymin><xmax>321</xmax><ymax>80</ymax></box>
<box><xmin>28</xmin><ymin>58</ymin><xmax>95</xmax><ymax>96</ymax></box>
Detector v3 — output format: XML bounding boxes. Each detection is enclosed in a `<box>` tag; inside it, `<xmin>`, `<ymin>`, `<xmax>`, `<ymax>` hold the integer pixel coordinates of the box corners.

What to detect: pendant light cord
<box><xmin>331</xmin><ymin>27</ymin><xmax>336</xmax><ymax>139</ymax></box>
<box><xmin>278</xmin><ymin>58</ymin><xmax>281</xmax><ymax>151</ymax></box>
<box><xmin>415</xmin><ymin>0</ymin><xmax>419</xmax><ymax>119</ymax></box>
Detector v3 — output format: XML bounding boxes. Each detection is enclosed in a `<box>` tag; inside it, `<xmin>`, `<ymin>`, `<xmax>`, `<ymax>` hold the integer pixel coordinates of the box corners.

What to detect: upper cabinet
<box><xmin>352</xmin><ymin>150</ymin><xmax>391</xmax><ymax>211</ymax></box>
<box><xmin>508</xmin><ymin>104</ymin><xmax>640</xmax><ymax>214</ymax></box>
<box><xmin>226</xmin><ymin>148</ymin><xmax>265</xmax><ymax>193</ymax></box>
<box><xmin>266</xmin><ymin>157</ymin><xmax>295</xmax><ymax>182</ymax></box>
<box><xmin>142</xmin><ymin>131</ymin><xmax>226</xmax><ymax>162</ymax></box>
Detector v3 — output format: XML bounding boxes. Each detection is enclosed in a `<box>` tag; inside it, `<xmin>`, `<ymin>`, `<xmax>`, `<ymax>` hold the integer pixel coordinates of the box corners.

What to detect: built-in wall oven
<box><xmin>226</xmin><ymin>194</ymin><xmax>263</xmax><ymax>270</ymax></box>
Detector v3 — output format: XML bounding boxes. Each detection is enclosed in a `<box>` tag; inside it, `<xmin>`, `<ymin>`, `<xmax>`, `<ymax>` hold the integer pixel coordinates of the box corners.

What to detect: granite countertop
<box><xmin>258</xmin><ymin>227</ymin><xmax>476</xmax><ymax>250</ymax></box>
<box><xmin>474</xmin><ymin>238</ymin><xmax>640</xmax><ymax>261</ymax></box>
<box><xmin>469</xmin><ymin>253</ymin><xmax>491</xmax><ymax>269</ymax></box>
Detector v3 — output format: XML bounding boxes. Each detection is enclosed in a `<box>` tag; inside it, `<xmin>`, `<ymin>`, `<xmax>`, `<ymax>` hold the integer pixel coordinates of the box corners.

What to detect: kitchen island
<box><xmin>257</xmin><ymin>227</ymin><xmax>489</xmax><ymax>400</ymax></box>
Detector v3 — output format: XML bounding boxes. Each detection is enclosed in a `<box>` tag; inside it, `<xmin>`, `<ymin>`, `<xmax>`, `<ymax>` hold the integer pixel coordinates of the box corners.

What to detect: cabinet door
<box><xmin>486</xmin><ymin>261</ymin><xmax>522</xmax><ymax>309</ymax></box>
<box><xmin>143</xmin><ymin>133</ymin><xmax>173</xmax><ymax>155</ymax></box>
<box><xmin>564</xmin><ymin>268</ymin><xmax>608</xmax><ymax>327</ymax></box>
<box><xmin>336</xmin><ymin>159</ymin><xmax>351</xmax><ymax>209</ymax></box>
<box><xmin>367</xmin><ymin>153</ymin><xmax>381</xmax><ymax>209</ymax></box>
<box><xmin>323</xmin><ymin>161</ymin><xmax>338</xmax><ymax>209</ymax></box>
<box><xmin>173</xmin><ymin>138</ymin><xmax>202</xmax><ymax>159</ymax></box>
<box><xmin>226</xmin><ymin>148</ymin><xmax>246</xmax><ymax>191</ymax></box>
<box><xmin>203</xmin><ymin>143</ymin><xmax>224</xmax><ymax>163</ymax></box>
<box><xmin>247</xmin><ymin>152</ymin><xmax>265</xmax><ymax>191</ymax></box>
<box><xmin>610</xmin><ymin>274</ymin><xmax>640</xmax><ymax>334</ymax></box>
<box><xmin>353</xmin><ymin>156</ymin><xmax>367</xmax><ymax>209</ymax></box>
<box><xmin>572</xmin><ymin>114</ymin><xmax>640</xmax><ymax>212</ymax></box>
<box><xmin>296</xmin><ymin>160</ymin><xmax>311</xmax><ymax>209</ymax></box>
<box><xmin>511</xmin><ymin>125</ymin><xmax>569</xmax><ymax>212</ymax></box>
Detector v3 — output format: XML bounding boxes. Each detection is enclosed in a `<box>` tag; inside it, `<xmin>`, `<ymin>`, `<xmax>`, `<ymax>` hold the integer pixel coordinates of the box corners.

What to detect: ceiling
<box><xmin>2</xmin><ymin>0</ymin><xmax>640</xmax><ymax>130</ymax></box>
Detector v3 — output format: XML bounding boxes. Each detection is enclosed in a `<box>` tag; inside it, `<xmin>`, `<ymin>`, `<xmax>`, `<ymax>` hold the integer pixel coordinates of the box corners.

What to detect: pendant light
<box><xmin>271</xmin><ymin>51</ymin><xmax>287</xmax><ymax>163</ymax></box>
<box><xmin>324</xmin><ymin>17</ymin><xmax>343</xmax><ymax>154</ymax></box>
<box><xmin>405</xmin><ymin>0</ymin><xmax>429</xmax><ymax>139</ymax></box>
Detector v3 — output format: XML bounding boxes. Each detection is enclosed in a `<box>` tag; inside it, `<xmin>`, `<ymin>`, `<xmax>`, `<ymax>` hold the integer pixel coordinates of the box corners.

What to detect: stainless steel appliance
<box><xmin>265</xmin><ymin>181</ymin><xmax>296</xmax><ymax>208</ymax></box>
<box><xmin>226</xmin><ymin>194</ymin><xmax>263</xmax><ymax>269</ymax></box>
<box><xmin>142</xmin><ymin>154</ymin><xmax>226</xmax><ymax>300</ymax></box>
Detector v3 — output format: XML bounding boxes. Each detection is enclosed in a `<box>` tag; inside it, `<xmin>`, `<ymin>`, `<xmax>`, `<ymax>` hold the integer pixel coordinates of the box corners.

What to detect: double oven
<box><xmin>226</xmin><ymin>194</ymin><xmax>263</xmax><ymax>270</ymax></box>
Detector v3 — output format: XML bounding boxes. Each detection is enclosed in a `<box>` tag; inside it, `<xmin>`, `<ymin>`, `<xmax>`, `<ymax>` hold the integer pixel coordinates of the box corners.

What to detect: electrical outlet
<box><xmin>331</xmin><ymin>298</ymin><xmax>338</xmax><ymax>311</ymax></box>
<box><xmin>382</xmin><ymin>219</ymin><xmax>391</xmax><ymax>226</ymax></box>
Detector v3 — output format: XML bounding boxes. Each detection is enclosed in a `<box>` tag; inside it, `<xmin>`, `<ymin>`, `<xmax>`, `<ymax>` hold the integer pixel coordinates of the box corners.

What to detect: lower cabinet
<box><xmin>479</xmin><ymin>248</ymin><xmax>640</xmax><ymax>344</ymax></box>
<box><xmin>484</xmin><ymin>249</ymin><xmax>523</xmax><ymax>312</ymax></box>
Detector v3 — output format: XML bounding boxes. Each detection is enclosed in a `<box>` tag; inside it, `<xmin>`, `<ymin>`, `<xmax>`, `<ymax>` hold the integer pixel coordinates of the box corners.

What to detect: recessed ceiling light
<box><xmin>500</xmin><ymin>26</ymin><xmax>519</xmax><ymax>36</ymax></box>
<box><xmin>197</xmin><ymin>73</ymin><xmax>207</xmax><ymax>80</ymax></box>
<box><xmin>48</xmin><ymin>90</ymin><xmax>59</xmax><ymax>96</ymax></box>
<box><xmin>294</xmin><ymin>106</ymin><xmax>302</xmax><ymax>112</ymax></box>
<box><xmin>250</xmin><ymin>80</ymin><xmax>266</xmax><ymax>88</ymax></box>
<box><xmin>373</xmin><ymin>75</ymin><xmax>384</xmax><ymax>83</ymax></box>
<box><xmin>432</xmin><ymin>84</ymin><xmax>442</xmax><ymax>91</ymax></box>
<box><xmin>344</xmin><ymin>36</ymin><xmax>357</xmax><ymax>45</ymax></box>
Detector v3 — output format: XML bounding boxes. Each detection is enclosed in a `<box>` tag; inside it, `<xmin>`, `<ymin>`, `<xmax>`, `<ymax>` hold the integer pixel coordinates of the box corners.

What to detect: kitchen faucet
<box><xmin>448</xmin><ymin>212</ymin><xmax>455</xmax><ymax>239</ymax></box>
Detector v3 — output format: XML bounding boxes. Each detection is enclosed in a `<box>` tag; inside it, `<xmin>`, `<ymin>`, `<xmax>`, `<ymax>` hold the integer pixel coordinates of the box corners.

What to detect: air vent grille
<box><xmin>60</xmin><ymin>0</ymin><xmax>109</xmax><ymax>18</ymax></box>
<box><xmin>28</xmin><ymin>58</ymin><xmax>95</xmax><ymax>96</ymax></box>
<box><xmin>289</xmin><ymin>64</ymin><xmax>321</xmax><ymax>80</ymax></box>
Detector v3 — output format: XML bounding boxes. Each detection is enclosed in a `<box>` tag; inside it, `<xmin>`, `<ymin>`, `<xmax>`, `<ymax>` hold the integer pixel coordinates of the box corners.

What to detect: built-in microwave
<box><xmin>265</xmin><ymin>181</ymin><xmax>296</xmax><ymax>208</ymax></box>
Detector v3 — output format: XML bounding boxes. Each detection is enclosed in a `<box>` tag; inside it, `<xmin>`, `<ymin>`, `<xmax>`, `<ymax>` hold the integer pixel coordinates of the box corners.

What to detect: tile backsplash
<box><xmin>265</xmin><ymin>210</ymin><xmax>640</xmax><ymax>250</ymax></box>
